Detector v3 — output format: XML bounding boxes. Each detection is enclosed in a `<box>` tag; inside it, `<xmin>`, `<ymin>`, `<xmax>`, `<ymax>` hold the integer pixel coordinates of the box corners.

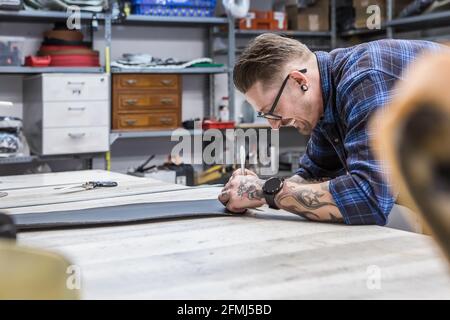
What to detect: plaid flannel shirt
<box><xmin>296</xmin><ymin>39</ymin><xmax>441</xmax><ymax>225</ymax></box>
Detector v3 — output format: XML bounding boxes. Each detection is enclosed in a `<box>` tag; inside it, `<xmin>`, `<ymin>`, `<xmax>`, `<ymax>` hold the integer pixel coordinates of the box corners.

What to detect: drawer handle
<box><xmin>161</xmin><ymin>79</ymin><xmax>174</xmax><ymax>86</ymax></box>
<box><xmin>126</xmin><ymin>79</ymin><xmax>138</xmax><ymax>85</ymax></box>
<box><xmin>68</xmin><ymin>107</ymin><xmax>86</xmax><ymax>111</ymax></box>
<box><xmin>125</xmin><ymin>99</ymin><xmax>138</xmax><ymax>106</ymax></box>
<box><xmin>67</xmin><ymin>81</ymin><xmax>85</xmax><ymax>86</ymax></box>
<box><xmin>160</xmin><ymin>117</ymin><xmax>173</xmax><ymax>124</ymax></box>
<box><xmin>160</xmin><ymin>98</ymin><xmax>174</xmax><ymax>105</ymax></box>
<box><xmin>125</xmin><ymin>120</ymin><xmax>137</xmax><ymax>126</ymax></box>
<box><xmin>68</xmin><ymin>133</ymin><xmax>86</xmax><ymax>139</ymax></box>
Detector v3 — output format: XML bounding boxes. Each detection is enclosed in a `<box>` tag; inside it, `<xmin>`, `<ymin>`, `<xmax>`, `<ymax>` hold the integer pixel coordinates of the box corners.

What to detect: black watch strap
<box><xmin>265</xmin><ymin>194</ymin><xmax>279</xmax><ymax>210</ymax></box>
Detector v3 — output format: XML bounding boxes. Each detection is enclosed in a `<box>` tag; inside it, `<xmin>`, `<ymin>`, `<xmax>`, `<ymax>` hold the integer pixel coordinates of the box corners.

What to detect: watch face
<box><xmin>264</xmin><ymin>177</ymin><xmax>283</xmax><ymax>194</ymax></box>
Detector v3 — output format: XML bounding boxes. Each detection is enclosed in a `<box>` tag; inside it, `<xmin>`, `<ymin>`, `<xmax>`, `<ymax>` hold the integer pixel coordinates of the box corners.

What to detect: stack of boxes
<box><xmin>286</xmin><ymin>0</ymin><xmax>412</xmax><ymax>32</ymax></box>
<box><xmin>286</xmin><ymin>0</ymin><xmax>330</xmax><ymax>32</ymax></box>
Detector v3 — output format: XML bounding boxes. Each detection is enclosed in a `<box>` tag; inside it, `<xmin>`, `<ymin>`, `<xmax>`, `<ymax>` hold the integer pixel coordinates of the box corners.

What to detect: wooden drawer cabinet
<box><xmin>117</xmin><ymin>93</ymin><xmax>179</xmax><ymax>112</ymax></box>
<box><xmin>112</xmin><ymin>74</ymin><xmax>181</xmax><ymax>131</ymax></box>
<box><xmin>114</xmin><ymin>74</ymin><xmax>179</xmax><ymax>90</ymax></box>
<box><xmin>114</xmin><ymin>112</ymin><xmax>179</xmax><ymax>130</ymax></box>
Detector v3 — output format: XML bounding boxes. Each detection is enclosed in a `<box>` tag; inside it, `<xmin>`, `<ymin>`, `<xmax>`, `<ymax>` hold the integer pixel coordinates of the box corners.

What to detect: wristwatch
<box><xmin>262</xmin><ymin>177</ymin><xmax>284</xmax><ymax>210</ymax></box>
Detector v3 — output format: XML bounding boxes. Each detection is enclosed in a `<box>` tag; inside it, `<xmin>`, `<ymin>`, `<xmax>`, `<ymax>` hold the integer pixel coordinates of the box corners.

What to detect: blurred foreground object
<box><xmin>0</xmin><ymin>241</ymin><xmax>79</xmax><ymax>299</ymax></box>
<box><xmin>372</xmin><ymin>50</ymin><xmax>450</xmax><ymax>263</ymax></box>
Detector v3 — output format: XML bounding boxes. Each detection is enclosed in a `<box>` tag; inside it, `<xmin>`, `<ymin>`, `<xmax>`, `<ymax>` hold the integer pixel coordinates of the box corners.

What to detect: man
<box><xmin>218</xmin><ymin>34</ymin><xmax>441</xmax><ymax>225</ymax></box>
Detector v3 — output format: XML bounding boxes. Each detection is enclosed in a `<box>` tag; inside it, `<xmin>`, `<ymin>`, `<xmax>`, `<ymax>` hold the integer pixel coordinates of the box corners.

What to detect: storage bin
<box><xmin>131</xmin><ymin>0</ymin><xmax>216</xmax><ymax>17</ymax></box>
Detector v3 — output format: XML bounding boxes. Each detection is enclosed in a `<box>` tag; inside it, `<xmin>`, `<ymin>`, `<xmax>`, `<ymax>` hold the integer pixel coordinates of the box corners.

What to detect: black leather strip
<box><xmin>13</xmin><ymin>199</ymin><xmax>232</xmax><ymax>232</ymax></box>
<box><xmin>0</xmin><ymin>212</ymin><xmax>17</xmax><ymax>240</ymax></box>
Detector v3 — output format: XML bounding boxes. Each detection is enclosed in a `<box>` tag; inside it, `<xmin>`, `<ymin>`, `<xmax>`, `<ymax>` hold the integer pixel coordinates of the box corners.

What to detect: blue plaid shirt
<box><xmin>296</xmin><ymin>39</ymin><xmax>441</xmax><ymax>225</ymax></box>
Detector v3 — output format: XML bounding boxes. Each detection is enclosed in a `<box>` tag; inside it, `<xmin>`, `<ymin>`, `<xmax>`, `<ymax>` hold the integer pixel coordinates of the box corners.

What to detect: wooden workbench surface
<box><xmin>3</xmin><ymin>170</ymin><xmax>450</xmax><ymax>299</ymax></box>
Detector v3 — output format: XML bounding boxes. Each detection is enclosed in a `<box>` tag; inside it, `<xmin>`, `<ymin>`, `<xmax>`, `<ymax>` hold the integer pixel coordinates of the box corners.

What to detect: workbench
<box><xmin>2</xmin><ymin>170</ymin><xmax>450</xmax><ymax>299</ymax></box>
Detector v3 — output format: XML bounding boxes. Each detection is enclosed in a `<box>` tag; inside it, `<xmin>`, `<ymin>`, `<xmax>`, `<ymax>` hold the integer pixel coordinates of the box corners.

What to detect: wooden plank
<box><xmin>18</xmin><ymin>215</ymin><xmax>450</xmax><ymax>299</ymax></box>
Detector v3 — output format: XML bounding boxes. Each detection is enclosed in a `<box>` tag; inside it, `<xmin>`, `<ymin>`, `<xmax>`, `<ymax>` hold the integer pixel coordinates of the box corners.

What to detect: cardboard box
<box><xmin>287</xmin><ymin>0</ymin><xmax>330</xmax><ymax>32</ymax></box>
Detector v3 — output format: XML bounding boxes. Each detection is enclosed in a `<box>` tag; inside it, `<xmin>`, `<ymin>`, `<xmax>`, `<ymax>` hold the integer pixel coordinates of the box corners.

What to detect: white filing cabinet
<box><xmin>23</xmin><ymin>73</ymin><xmax>110</xmax><ymax>155</ymax></box>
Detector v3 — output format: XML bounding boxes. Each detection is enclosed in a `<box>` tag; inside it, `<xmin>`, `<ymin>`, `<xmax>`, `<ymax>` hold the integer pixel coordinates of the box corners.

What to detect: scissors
<box><xmin>55</xmin><ymin>181</ymin><xmax>118</xmax><ymax>191</ymax></box>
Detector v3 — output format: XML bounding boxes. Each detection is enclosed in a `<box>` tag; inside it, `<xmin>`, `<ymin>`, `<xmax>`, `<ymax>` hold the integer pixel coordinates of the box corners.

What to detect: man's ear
<box><xmin>289</xmin><ymin>70</ymin><xmax>308</xmax><ymax>86</ymax></box>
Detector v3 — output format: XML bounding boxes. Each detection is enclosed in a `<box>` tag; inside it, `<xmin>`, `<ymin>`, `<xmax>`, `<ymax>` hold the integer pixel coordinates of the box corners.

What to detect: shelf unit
<box><xmin>110</xmin><ymin>67</ymin><xmax>228</xmax><ymax>74</ymax></box>
<box><xmin>0</xmin><ymin>154</ymin><xmax>99</xmax><ymax>166</ymax></box>
<box><xmin>2</xmin><ymin>1</ymin><xmax>449</xmax><ymax>170</ymax></box>
<box><xmin>385</xmin><ymin>10</ymin><xmax>450</xmax><ymax>30</ymax></box>
<box><xmin>110</xmin><ymin>129</ymin><xmax>203</xmax><ymax>145</ymax></box>
<box><xmin>0</xmin><ymin>9</ymin><xmax>105</xmax><ymax>22</ymax></box>
<box><xmin>0</xmin><ymin>66</ymin><xmax>104</xmax><ymax>74</ymax></box>
<box><xmin>0</xmin><ymin>8</ymin><xmax>234</xmax><ymax>169</ymax></box>
<box><xmin>338</xmin><ymin>0</ymin><xmax>450</xmax><ymax>40</ymax></box>
<box><xmin>215</xmin><ymin>29</ymin><xmax>332</xmax><ymax>38</ymax></box>
<box><xmin>0</xmin><ymin>9</ymin><xmax>110</xmax><ymax>168</ymax></box>
<box><xmin>120</xmin><ymin>14</ymin><xmax>228</xmax><ymax>25</ymax></box>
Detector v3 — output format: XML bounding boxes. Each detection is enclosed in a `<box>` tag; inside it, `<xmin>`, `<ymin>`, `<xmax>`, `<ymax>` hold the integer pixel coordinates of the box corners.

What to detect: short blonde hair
<box><xmin>233</xmin><ymin>33</ymin><xmax>312</xmax><ymax>93</ymax></box>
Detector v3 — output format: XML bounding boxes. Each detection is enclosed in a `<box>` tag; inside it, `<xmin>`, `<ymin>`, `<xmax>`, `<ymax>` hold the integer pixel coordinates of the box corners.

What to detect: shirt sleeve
<box><xmin>328</xmin><ymin>70</ymin><xmax>398</xmax><ymax>226</ymax></box>
<box><xmin>296</xmin><ymin>127</ymin><xmax>346</xmax><ymax>180</ymax></box>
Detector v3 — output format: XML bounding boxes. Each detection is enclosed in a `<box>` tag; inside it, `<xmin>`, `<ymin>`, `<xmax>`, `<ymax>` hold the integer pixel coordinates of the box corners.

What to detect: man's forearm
<box><xmin>275</xmin><ymin>176</ymin><xmax>344</xmax><ymax>223</ymax></box>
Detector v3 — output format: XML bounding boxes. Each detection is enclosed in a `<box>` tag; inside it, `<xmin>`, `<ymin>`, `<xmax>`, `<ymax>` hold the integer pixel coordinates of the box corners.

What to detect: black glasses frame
<box><xmin>257</xmin><ymin>68</ymin><xmax>307</xmax><ymax>120</ymax></box>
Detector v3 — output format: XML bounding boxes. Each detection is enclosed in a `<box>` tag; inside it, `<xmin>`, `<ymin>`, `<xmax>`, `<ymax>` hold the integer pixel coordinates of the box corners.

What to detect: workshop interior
<box><xmin>0</xmin><ymin>0</ymin><xmax>450</xmax><ymax>301</ymax></box>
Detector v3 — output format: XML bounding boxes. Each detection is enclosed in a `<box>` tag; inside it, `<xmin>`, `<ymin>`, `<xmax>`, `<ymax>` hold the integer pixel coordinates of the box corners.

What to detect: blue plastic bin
<box><xmin>130</xmin><ymin>0</ymin><xmax>216</xmax><ymax>8</ymax></box>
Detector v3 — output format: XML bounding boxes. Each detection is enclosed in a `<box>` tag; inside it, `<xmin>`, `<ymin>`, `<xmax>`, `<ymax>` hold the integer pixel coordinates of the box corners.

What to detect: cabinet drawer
<box><xmin>114</xmin><ymin>113</ymin><xmax>179</xmax><ymax>130</ymax></box>
<box><xmin>114</xmin><ymin>74</ymin><xmax>179</xmax><ymax>90</ymax></box>
<box><xmin>43</xmin><ymin>74</ymin><xmax>109</xmax><ymax>101</ymax></box>
<box><xmin>117</xmin><ymin>93</ymin><xmax>179</xmax><ymax>111</ymax></box>
<box><xmin>44</xmin><ymin>101</ymin><xmax>108</xmax><ymax>128</ymax></box>
<box><xmin>42</xmin><ymin>127</ymin><xmax>109</xmax><ymax>155</ymax></box>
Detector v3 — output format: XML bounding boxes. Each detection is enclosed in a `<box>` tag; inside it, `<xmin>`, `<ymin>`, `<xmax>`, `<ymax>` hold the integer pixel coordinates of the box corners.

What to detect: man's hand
<box><xmin>218</xmin><ymin>169</ymin><xmax>266</xmax><ymax>213</ymax></box>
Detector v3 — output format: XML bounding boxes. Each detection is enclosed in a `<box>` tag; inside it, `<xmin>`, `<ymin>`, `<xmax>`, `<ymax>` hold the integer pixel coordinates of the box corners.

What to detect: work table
<box><xmin>2</xmin><ymin>170</ymin><xmax>449</xmax><ymax>299</ymax></box>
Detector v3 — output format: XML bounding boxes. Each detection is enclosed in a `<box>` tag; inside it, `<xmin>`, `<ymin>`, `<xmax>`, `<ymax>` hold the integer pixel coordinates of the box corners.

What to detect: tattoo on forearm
<box><xmin>286</xmin><ymin>187</ymin><xmax>336</xmax><ymax>209</ymax></box>
<box><xmin>236</xmin><ymin>178</ymin><xmax>264</xmax><ymax>200</ymax></box>
<box><xmin>277</xmin><ymin>182</ymin><xmax>341</xmax><ymax>222</ymax></box>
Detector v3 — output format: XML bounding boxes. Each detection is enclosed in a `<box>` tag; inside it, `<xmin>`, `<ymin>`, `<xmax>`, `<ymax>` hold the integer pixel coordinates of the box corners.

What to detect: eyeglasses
<box><xmin>257</xmin><ymin>68</ymin><xmax>307</xmax><ymax>121</ymax></box>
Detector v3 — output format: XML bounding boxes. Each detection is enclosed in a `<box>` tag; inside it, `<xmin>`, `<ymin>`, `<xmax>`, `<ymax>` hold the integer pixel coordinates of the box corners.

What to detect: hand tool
<box><xmin>240</xmin><ymin>145</ymin><xmax>246</xmax><ymax>175</ymax></box>
<box><xmin>55</xmin><ymin>181</ymin><xmax>118</xmax><ymax>192</ymax></box>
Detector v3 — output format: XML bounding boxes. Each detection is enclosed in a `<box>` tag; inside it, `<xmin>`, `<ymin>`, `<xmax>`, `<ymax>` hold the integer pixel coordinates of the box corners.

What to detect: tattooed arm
<box><xmin>274</xmin><ymin>176</ymin><xmax>343</xmax><ymax>223</ymax></box>
<box><xmin>219</xmin><ymin>171</ymin><xmax>343</xmax><ymax>223</ymax></box>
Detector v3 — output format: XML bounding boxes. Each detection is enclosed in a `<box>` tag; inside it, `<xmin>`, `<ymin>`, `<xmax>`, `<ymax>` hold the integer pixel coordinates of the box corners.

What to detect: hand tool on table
<box><xmin>55</xmin><ymin>181</ymin><xmax>118</xmax><ymax>192</ymax></box>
